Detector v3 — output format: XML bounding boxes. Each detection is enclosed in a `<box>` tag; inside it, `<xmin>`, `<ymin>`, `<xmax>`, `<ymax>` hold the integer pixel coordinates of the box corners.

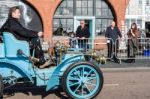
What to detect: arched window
<box><xmin>0</xmin><ymin>0</ymin><xmax>43</xmax><ymax>31</ymax></box>
<box><xmin>53</xmin><ymin>0</ymin><xmax>115</xmax><ymax>36</ymax></box>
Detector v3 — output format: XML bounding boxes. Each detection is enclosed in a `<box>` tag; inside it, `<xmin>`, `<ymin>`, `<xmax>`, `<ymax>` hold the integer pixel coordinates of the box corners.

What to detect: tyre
<box><xmin>0</xmin><ymin>75</ymin><xmax>3</xmax><ymax>99</ymax></box>
<box><xmin>62</xmin><ymin>61</ymin><xmax>103</xmax><ymax>99</ymax></box>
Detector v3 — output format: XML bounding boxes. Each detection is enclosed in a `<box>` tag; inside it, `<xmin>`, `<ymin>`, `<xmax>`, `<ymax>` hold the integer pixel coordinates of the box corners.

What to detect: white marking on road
<box><xmin>102</xmin><ymin>67</ymin><xmax>150</xmax><ymax>71</ymax></box>
<box><xmin>104</xmin><ymin>84</ymin><xmax>119</xmax><ymax>87</ymax></box>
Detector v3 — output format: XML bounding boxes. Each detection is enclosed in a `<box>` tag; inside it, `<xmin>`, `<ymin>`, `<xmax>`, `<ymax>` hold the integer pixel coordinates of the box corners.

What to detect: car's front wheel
<box><xmin>62</xmin><ymin>61</ymin><xmax>103</xmax><ymax>99</ymax></box>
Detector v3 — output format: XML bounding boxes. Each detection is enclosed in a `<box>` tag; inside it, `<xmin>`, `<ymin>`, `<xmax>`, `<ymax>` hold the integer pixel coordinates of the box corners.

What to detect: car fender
<box><xmin>46</xmin><ymin>55</ymin><xmax>83</xmax><ymax>91</ymax></box>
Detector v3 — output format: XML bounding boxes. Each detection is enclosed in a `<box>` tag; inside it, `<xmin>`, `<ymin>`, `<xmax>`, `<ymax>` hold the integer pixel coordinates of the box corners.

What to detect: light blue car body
<box><xmin>0</xmin><ymin>32</ymin><xmax>84</xmax><ymax>91</ymax></box>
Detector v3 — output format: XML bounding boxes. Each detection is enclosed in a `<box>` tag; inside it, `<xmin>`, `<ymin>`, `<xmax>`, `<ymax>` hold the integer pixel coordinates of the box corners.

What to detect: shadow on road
<box><xmin>3</xmin><ymin>84</ymin><xmax>68</xmax><ymax>99</ymax></box>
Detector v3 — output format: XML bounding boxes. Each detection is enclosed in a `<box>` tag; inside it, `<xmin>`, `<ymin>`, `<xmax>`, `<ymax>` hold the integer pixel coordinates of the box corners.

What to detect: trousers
<box><xmin>30</xmin><ymin>38</ymin><xmax>45</xmax><ymax>64</ymax></box>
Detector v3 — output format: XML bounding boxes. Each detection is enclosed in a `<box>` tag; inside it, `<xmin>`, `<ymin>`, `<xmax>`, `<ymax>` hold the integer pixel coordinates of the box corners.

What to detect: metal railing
<box><xmin>42</xmin><ymin>37</ymin><xmax>150</xmax><ymax>63</ymax></box>
<box><xmin>115</xmin><ymin>38</ymin><xmax>150</xmax><ymax>60</ymax></box>
<box><xmin>49</xmin><ymin>37</ymin><xmax>114</xmax><ymax>59</ymax></box>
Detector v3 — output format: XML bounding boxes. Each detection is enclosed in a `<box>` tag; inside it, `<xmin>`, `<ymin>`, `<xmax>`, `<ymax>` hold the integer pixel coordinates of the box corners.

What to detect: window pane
<box><xmin>67</xmin><ymin>1</ymin><xmax>73</xmax><ymax>7</ymax></box>
<box><xmin>68</xmin><ymin>7</ymin><xmax>73</xmax><ymax>15</ymax></box>
<box><xmin>76</xmin><ymin>1</ymin><xmax>81</xmax><ymax>7</ymax></box>
<box><xmin>108</xmin><ymin>19</ymin><xmax>113</xmax><ymax>25</ymax></box>
<box><xmin>101</xmin><ymin>1</ymin><xmax>108</xmax><ymax>8</ymax></box>
<box><xmin>96</xmin><ymin>19</ymin><xmax>102</xmax><ymax>25</ymax></box>
<box><xmin>125</xmin><ymin>19</ymin><xmax>130</xmax><ymax>29</ymax></box>
<box><xmin>82</xmin><ymin>1</ymin><xmax>87</xmax><ymax>7</ymax></box>
<box><xmin>108</xmin><ymin>9</ymin><xmax>113</xmax><ymax>16</ymax></box>
<box><xmin>76</xmin><ymin>8</ymin><xmax>82</xmax><ymax>15</ymax></box>
<box><xmin>96</xmin><ymin>0</ymin><xmax>101</xmax><ymax>8</ymax></box>
<box><xmin>67</xmin><ymin>19</ymin><xmax>73</xmax><ymax>26</ymax></box>
<box><xmin>139</xmin><ymin>0</ymin><xmax>142</xmax><ymax>5</ymax></box>
<box><xmin>101</xmin><ymin>9</ymin><xmax>108</xmax><ymax>16</ymax></box>
<box><xmin>137</xmin><ymin>19</ymin><xmax>142</xmax><ymax>29</ymax></box>
<box><xmin>60</xmin><ymin>19</ymin><xmax>66</xmax><ymax>27</ymax></box>
<box><xmin>82</xmin><ymin>8</ymin><xmax>88</xmax><ymax>15</ymax></box>
<box><xmin>88</xmin><ymin>1</ymin><xmax>93</xmax><ymax>7</ymax></box>
<box><xmin>102</xmin><ymin>19</ymin><xmax>108</xmax><ymax>28</ymax></box>
<box><xmin>96</xmin><ymin>8</ymin><xmax>101</xmax><ymax>16</ymax></box>
<box><xmin>67</xmin><ymin>19</ymin><xmax>73</xmax><ymax>32</ymax></box>
<box><xmin>62</xmin><ymin>8</ymin><xmax>68</xmax><ymax>15</ymax></box>
<box><xmin>96</xmin><ymin>19</ymin><xmax>103</xmax><ymax>36</ymax></box>
<box><xmin>53</xmin><ymin>19</ymin><xmax>59</xmax><ymax>27</ymax></box>
<box><xmin>88</xmin><ymin>8</ymin><xmax>93</xmax><ymax>15</ymax></box>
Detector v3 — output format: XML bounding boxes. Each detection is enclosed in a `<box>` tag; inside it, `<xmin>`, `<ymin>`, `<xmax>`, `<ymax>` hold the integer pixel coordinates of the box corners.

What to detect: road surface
<box><xmin>3</xmin><ymin>68</ymin><xmax>150</xmax><ymax>99</ymax></box>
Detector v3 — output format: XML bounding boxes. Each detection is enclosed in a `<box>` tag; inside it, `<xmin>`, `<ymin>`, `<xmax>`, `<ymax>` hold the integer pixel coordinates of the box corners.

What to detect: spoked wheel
<box><xmin>0</xmin><ymin>75</ymin><xmax>3</xmax><ymax>99</ymax></box>
<box><xmin>62</xmin><ymin>61</ymin><xmax>103</xmax><ymax>99</ymax></box>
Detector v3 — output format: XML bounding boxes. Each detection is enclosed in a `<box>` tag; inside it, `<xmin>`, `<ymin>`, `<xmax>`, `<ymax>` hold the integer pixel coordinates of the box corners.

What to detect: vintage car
<box><xmin>0</xmin><ymin>32</ymin><xmax>103</xmax><ymax>99</ymax></box>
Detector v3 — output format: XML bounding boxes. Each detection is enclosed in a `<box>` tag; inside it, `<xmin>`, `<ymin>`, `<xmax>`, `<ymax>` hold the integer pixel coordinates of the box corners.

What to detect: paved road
<box><xmin>3</xmin><ymin>68</ymin><xmax>150</xmax><ymax>99</ymax></box>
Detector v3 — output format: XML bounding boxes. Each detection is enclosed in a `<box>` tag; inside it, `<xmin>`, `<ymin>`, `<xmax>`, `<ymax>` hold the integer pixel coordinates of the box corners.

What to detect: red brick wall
<box><xmin>27</xmin><ymin>0</ymin><xmax>130</xmax><ymax>41</ymax></box>
<box><xmin>108</xmin><ymin>0</ymin><xmax>129</xmax><ymax>28</ymax></box>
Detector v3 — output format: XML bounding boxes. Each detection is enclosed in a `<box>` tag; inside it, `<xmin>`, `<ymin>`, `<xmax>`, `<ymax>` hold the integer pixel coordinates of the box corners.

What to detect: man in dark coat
<box><xmin>76</xmin><ymin>20</ymin><xmax>90</xmax><ymax>51</ymax></box>
<box><xmin>0</xmin><ymin>6</ymin><xmax>51</xmax><ymax>68</ymax></box>
<box><xmin>105</xmin><ymin>21</ymin><xmax>122</xmax><ymax>63</ymax></box>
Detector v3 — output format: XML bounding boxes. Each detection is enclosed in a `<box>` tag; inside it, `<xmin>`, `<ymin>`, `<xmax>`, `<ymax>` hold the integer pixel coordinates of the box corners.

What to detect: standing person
<box><xmin>0</xmin><ymin>6</ymin><xmax>51</xmax><ymax>68</ymax></box>
<box><xmin>127</xmin><ymin>23</ymin><xmax>140</xmax><ymax>63</ymax></box>
<box><xmin>105</xmin><ymin>20</ymin><xmax>122</xmax><ymax>63</ymax></box>
<box><xmin>76</xmin><ymin>20</ymin><xmax>90</xmax><ymax>51</ymax></box>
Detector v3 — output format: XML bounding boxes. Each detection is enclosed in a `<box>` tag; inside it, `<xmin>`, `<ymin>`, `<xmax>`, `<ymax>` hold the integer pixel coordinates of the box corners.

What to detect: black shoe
<box><xmin>107</xmin><ymin>59</ymin><xmax>114</xmax><ymax>62</ymax></box>
<box><xmin>39</xmin><ymin>60</ymin><xmax>54</xmax><ymax>68</ymax></box>
<box><xmin>131</xmin><ymin>59</ymin><xmax>135</xmax><ymax>63</ymax></box>
<box><xmin>107</xmin><ymin>59</ymin><xmax>110</xmax><ymax>61</ymax></box>
<box><xmin>126</xmin><ymin>59</ymin><xmax>135</xmax><ymax>63</ymax></box>
<box><xmin>114</xmin><ymin>59</ymin><xmax>120</xmax><ymax>63</ymax></box>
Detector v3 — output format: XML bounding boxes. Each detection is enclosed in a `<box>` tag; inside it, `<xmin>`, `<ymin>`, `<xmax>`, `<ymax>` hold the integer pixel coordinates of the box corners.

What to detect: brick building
<box><xmin>0</xmin><ymin>0</ymin><xmax>130</xmax><ymax>41</ymax></box>
<box><xmin>26</xmin><ymin>0</ymin><xmax>129</xmax><ymax>41</ymax></box>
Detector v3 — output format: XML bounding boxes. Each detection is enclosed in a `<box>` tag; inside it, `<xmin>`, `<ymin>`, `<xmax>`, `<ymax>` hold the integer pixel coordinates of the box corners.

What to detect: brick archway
<box><xmin>108</xmin><ymin>0</ymin><xmax>130</xmax><ymax>29</ymax></box>
<box><xmin>27</xmin><ymin>0</ymin><xmax>61</xmax><ymax>41</ymax></box>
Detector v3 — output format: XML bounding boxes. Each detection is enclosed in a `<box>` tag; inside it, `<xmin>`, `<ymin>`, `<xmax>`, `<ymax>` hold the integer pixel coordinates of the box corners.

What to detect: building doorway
<box><xmin>74</xmin><ymin>16</ymin><xmax>95</xmax><ymax>48</ymax></box>
<box><xmin>74</xmin><ymin>16</ymin><xmax>95</xmax><ymax>39</ymax></box>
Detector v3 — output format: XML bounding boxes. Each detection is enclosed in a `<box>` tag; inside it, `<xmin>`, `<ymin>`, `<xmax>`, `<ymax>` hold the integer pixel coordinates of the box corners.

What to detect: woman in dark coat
<box><xmin>127</xmin><ymin>23</ymin><xmax>140</xmax><ymax>62</ymax></box>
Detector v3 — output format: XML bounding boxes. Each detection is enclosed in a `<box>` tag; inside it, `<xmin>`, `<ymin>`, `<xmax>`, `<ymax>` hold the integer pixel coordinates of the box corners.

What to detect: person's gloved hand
<box><xmin>81</xmin><ymin>37</ymin><xmax>85</xmax><ymax>39</ymax></box>
<box><xmin>38</xmin><ymin>32</ymin><xmax>43</xmax><ymax>37</ymax></box>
